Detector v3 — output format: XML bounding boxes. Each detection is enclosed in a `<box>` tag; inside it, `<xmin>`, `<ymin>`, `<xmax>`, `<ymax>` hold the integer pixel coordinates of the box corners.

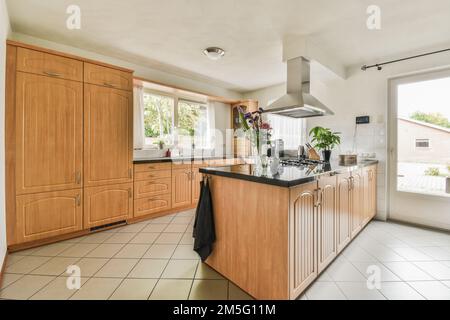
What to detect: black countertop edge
<box><xmin>133</xmin><ymin>156</ymin><xmax>237</xmax><ymax>164</ymax></box>
<box><xmin>199</xmin><ymin>160</ymin><xmax>379</xmax><ymax>188</ymax></box>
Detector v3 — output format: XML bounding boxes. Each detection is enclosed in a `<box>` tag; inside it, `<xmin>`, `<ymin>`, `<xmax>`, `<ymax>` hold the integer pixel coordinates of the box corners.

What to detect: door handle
<box><xmin>103</xmin><ymin>82</ymin><xmax>116</xmax><ymax>88</ymax></box>
<box><xmin>128</xmin><ymin>188</ymin><xmax>132</xmax><ymax>198</ymax></box>
<box><xmin>75</xmin><ymin>171</ymin><xmax>81</xmax><ymax>184</ymax></box>
<box><xmin>76</xmin><ymin>194</ymin><xmax>81</xmax><ymax>206</ymax></box>
<box><xmin>314</xmin><ymin>188</ymin><xmax>322</xmax><ymax>208</ymax></box>
<box><xmin>44</xmin><ymin>71</ymin><xmax>62</xmax><ymax>77</ymax></box>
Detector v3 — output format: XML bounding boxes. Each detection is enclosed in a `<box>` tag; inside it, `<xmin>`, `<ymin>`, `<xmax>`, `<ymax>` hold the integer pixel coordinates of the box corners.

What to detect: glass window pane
<box><xmin>397</xmin><ymin>76</ymin><xmax>450</xmax><ymax>196</ymax></box>
<box><xmin>177</xmin><ymin>100</ymin><xmax>208</xmax><ymax>148</ymax></box>
<box><xmin>143</xmin><ymin>92</ymin><xmax>173</xmax><ymax>146</ymax></box>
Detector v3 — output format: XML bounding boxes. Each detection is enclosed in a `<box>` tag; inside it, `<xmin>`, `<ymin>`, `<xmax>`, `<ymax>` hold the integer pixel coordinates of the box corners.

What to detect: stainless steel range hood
<box><xmin>265</xmin><ymin>57</ymin><xmax>334</xmax><ymax>118</ymax></box>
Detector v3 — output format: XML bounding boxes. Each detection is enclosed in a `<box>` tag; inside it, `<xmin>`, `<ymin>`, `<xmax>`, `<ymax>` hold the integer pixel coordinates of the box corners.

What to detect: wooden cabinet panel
<box><xmin>15</xmin><ymin>189</ymin><xmax>82</xmax><ymax>243</ymax></box>
<box><xmin>134</xmin><ymin>194</ymin><xmax>171</xmax><ymax>218</ymax></box>
<box><xmin>84</xmin><ymin>84</ymin><xmax>133</xmax><ymax>187</ymax></box>
<box><xmin>134</xmin><ymin>162</ymin><xmax>171</xmax><ymax>173</ymax></box>
<box><xmin>350</xmin><ymin>170</ymin><xmax>363</xmax><ymax>238</ymax></box>
<box><xmin>172</xmin><ymin>168</ymin><xmax>192</xmax><ymax>208</ymax></box>
<box><xmin>289</xmin><ymin>182</ymin><xmax>318</xmax><ymax>298</ymax></box>
<box><xmin>84</xmin><ymin>183</ymin><xmax>133</xmax><ymax>228</ymax></box>
<box><xmin>192</xmin><ymin>167</ymin><xmax>202</xmax><ymax>204</ymax></box>
<box><xmin>363</xmin><ymin>165</ymin><xmax>377</xmax><ymax>225</ymax></box>
<box><xmin>84</xmin><ymin>63</ymin><xmax>133</xmax><ymax>91</ymax></box>
<box><xmin>134</xmin><ymin>178</ymin><xmax>171</xmax><ymax>199</ymax></box>
<box><xmin>17</xmin><ymin>47</ymin><xmax>83</xmax><ymax>82</ymax></box>
<box><xmin>337</xmin><ymin>173</ymin><xmax>351</xmax><ymax>253</ymax></box>
<box><xmin>16</xmin><ymin>72</ymin><xmax>83</xmax><ymax>195</ymax></box>
<box><xmin>134</xmin><ymin>170</ymin><xmax>171</xmax><ymax>181</ymax></box>
<box><xmin>317</xmin><ymin>175</ymin><xmax>337</xmax><ymax>273</ymax></box>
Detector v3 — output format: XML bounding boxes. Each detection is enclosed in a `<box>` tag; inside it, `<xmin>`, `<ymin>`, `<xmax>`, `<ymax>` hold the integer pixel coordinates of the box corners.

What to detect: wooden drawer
<box><xmin>15</xmin><ymin>189</ymin><xmax>83</xmax><ymax>244</ymax></box>
<box><xmin>17</xmin><ymin>47</ymin><xmax>83</xmax><ymax>81</ymax></box>
<box><xmin>135</xmin><ymin>170</ymin><xmax>171</xmax><ymax>181</ymax></box>
<box><xmin>134</xmin><ymin>194</ymin><xmax>171</xmax><ymax>218</ymax></box>
<box><xmin>134</xmin><ymin>178</ymin><xmax>171</xmax><ymax>199</ymax></box>
<box><xmin>134</xmin><ymin>162</ymin><xmax>171</xmax><ymax>173</ymax></box>
<box><xmin>84</xmin><ymin>62</ymin><xmax>133</xmax><ymax>91</ymax></box>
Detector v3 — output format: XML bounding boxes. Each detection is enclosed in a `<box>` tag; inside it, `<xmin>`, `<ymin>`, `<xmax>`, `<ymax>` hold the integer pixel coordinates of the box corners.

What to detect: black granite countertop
<box><xmin>199</xmin><ymin>160</ymin><xmax>379</xmax><ymax>187</ymax></box>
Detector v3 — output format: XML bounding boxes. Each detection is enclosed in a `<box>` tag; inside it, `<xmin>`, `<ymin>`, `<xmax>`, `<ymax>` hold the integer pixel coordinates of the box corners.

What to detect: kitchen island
<box><xmin>200</xmin><ymin>160</ymin><xmax>378</xmax><ymax>300</ymax></box>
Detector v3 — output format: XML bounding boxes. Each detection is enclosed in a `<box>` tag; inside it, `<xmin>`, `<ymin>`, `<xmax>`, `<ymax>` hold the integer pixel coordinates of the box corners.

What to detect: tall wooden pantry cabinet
<box><xmin>5</xmin><ymin>41</ymin><xmax>134</xmax><ymax>247</ymax></box>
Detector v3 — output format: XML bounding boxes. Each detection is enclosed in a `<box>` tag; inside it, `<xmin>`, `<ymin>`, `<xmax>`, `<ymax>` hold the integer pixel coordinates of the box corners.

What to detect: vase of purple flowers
<box><xmin>238</xmin><ymin>107</ymin><xmax>272</xmax><ymax>170</ymax></box>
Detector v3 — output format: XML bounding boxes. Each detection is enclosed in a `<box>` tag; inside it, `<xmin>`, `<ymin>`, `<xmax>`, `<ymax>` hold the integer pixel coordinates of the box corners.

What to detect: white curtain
<box><xmin>267</xmin><ymin>114</ymin><xmax>306</xmax><ymax>150</ymax></box>
<box><xmin>133</xmin><ymin>85</ymin><xmax>145</xmax><ymax>149</ymax></box>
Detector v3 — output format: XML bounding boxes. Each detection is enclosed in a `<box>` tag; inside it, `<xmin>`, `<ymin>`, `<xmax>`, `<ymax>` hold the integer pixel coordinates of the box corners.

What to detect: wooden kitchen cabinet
<box><xmin>172</xmin><ymin>168</ymin><xmax>192</xmax><ymax>208</ymax></box>
<box><xmin>15</xmin><ymin>189</ymin><xmax>83</xmax><ymax>243</ymax></box>
<box><xmin>364</xmin><ymin>165</ymin><xmax>377</xmax><ymax>222</ymax></box>
<box><xmin>289</xmin><ymin>182</ymin><xmax>318</xmax><ymax>298</ymax></box>
<box><xmin>134</xmin><ymin>178</ymin><xmax>171</xmax><ymax>199</ymax></box>
<box><xmin>134</xmin><ymin>194</ymin><xmax>171</xmax><ymax>218</ymax></box>
<box><xmin>16</xmin><ymin>47</ymin><xmax>83</xmax><ymax>82</ymax></box>
<box><xmin>15</xmin><ymin>72</ymin><xmax>83</xmax><ymax>195</ymax></box>
<box><xmin>192</xmin><ymin>167</ymin><xmax>202</xmax><ymax>203</ymax></box>
<box><xmin>337</xmin><ymin>172</ymin><xmax>351</xmax><ymax>253</ymax></box>
<box><xmin>317</xmin><ymin>174</ymin><xmax>338</xmax><ymax>273</ymax></box>
<box><xmin>84</xmin><ymin>62</ymin><xmax>133</xmax><ymax>91</ymax></box>
<box><xmin>84</xmin><ymin>84</ymin><xmax>133</xmax><ymax>187</ymax></box>
<box><xmin>84</xmin><ymin>183</ymin><xmax>133</xmax><ymax>229</ymax></box>
<box><xmin>350</xmin><ymin>170</ymin><xmax>363</xmax><ymax>238</ymax></box>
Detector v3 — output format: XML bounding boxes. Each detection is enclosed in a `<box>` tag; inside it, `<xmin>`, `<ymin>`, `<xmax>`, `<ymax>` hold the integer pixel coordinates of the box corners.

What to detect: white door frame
<box><xmin>387</xmin><ymin>68</ymin><xmax>450</xmax><ymax>230</ymax></box>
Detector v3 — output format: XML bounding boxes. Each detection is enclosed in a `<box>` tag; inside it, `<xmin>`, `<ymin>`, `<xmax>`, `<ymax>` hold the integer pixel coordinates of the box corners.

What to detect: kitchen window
<box><xmin>140</xmin><ymin>89</ymin><xmax>211</xmax><ymax>149</ymax></box>
<box><xmin>143</xmin><ymin>92</ymin><xmax>174</xmax><ymax>146</ymax></box>
<box><xmin>177</xmin><ymin>100</ymin><xmax>209</xmax><ymax>149</ymax></box>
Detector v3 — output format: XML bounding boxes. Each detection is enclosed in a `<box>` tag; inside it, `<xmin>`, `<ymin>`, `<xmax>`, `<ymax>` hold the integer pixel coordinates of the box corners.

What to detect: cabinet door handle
<box><xmin>103</xmin><ymin>82</ymin><xmax>116</xmax><ymax>88</ymax></box>
<box><xmin>314</xmin><ymin>188</ymin><xmax>321</xmax><ymax>208</ymax></box>
<box><xmin>44</xmin><ymin>71</ymin><xmax>62</xmax><ymax>77</ymax></box>
<box><xmin>75</xmin><ymin>171</ymin><xmax>81</xmax><ymax>184</ymax></box>
<box><xmin>76</xmin><ymin>194</ymin><xmax>81</xmax><ymax>206</ymax></box>
<box><xmin>128</xmin><ymin>188</ymin><xmax>132</xmax><ymax>198</ymax></box>
<box><xmin>128</xmin><ymin>168</ymin><xmax>132</xmax><ymax>178</ymax></box>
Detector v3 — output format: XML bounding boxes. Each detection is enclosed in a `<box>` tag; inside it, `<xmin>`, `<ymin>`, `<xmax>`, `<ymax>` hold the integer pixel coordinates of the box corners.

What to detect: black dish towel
<box><xmin>193</xmin><ymin>178</ymin><xmax>216</xmax><ymax>261</ymax></box>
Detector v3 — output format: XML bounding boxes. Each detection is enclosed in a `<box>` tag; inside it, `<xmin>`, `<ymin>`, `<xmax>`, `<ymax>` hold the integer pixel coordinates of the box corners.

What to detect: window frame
<box><xmin>142</xmin><ymin>88</ymin><xmax>210</xmax><ymax>149</ymax></box>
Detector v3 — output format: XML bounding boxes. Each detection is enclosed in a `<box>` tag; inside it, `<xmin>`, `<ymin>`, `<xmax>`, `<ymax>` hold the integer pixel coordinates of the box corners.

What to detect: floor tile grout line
<box><xmin>24</xmin><ymin>236</ymin><xmax>115</xmax><ymax>300</ymax></box>
<box><xmin>27</xmin><ymin>256</ymin><xmax>85</xmax><ymax>300</ymax></box>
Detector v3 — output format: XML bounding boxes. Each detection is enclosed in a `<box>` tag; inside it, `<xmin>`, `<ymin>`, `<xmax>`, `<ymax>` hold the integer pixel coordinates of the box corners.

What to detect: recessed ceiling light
<box><xmin>203</xmin><ymin>47</ymin><xmax>225</xmax><ymax>60</ymax></box>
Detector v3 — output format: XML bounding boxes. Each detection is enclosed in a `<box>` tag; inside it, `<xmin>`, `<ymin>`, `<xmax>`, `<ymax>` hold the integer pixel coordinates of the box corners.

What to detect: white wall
<box><xmin>0</xmin><ymin>0</ymin><xmax>11</xmax><ymax>266</ymax></box>
<box><xmin>243</xmin><ymin>49</ymin><xmax>450</xmax><ymax>223</ymax></box>
<box><xmin>9</xmin><ymin>33</ymin><xmax>242</xmax><ymax>101</ymax></box>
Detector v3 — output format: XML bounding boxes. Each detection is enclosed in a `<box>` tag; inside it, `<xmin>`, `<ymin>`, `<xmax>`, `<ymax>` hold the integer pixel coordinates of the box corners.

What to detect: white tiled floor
<box><xmin>0</xmin><ymin>209</ymin><xmax>251</xmax><ymax>300</ymax></box>
<box><xmin>2</xmin><ymin>213</ymin><xmax>450</xmax><ymax>300</ymax></box>
<box><xmin>302</xmin><ymin>220</ymin><xmax>450</xmax><ymax>300</ymax></box>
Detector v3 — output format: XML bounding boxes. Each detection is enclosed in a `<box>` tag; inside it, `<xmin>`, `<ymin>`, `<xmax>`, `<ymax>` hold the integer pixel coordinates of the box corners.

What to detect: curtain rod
<box><xmin>361</xmin><ymin>48</ymin><xmax>450</xmax><ymax>71</ymax></box>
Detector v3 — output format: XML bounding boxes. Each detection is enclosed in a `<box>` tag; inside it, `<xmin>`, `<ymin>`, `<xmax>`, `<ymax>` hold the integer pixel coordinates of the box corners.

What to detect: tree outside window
<box><xmin>142</xmin><ymin>92</ymin><xmax>209</xmax><ymax>149</ymax></box>
<box><xmin>143</xmin><ymin>92</ymin><xmax>173</xmax><ymax>146</ymax></box>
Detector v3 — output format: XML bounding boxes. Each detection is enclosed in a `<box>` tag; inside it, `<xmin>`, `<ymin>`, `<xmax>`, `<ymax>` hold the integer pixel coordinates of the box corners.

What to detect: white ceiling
<box><xmin>6</xmin><ymin>0</ymin><xmax>450</xmax><ymax>92</ymax></box>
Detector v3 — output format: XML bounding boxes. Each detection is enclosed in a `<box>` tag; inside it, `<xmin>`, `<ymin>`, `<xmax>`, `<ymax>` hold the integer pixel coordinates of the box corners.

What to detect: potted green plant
<box><xmin>309</xmin><ymin>126</ymin><xmax>341</xmax><ymax>162</ymax></box>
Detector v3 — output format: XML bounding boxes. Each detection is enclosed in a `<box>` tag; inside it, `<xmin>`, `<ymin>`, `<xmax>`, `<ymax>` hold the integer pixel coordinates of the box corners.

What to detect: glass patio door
<box><xmin>389</xmin><ymin>69</ymin><xmax>450</xmax><ymax>230</ymax></box>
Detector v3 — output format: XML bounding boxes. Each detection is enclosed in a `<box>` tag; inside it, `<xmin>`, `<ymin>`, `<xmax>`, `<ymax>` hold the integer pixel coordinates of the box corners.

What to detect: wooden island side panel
<box><xmin>206</xmin><ymin>176</ymin><xmax>290</xmax><ymax>300</ymax></box>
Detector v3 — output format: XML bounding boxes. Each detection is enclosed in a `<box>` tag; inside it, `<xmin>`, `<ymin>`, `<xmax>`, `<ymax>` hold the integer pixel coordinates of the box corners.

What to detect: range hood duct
<box><xmin>264</xmin><ymin>57</ymin><xmax>334</xmax><ymax>118</ymax></box>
